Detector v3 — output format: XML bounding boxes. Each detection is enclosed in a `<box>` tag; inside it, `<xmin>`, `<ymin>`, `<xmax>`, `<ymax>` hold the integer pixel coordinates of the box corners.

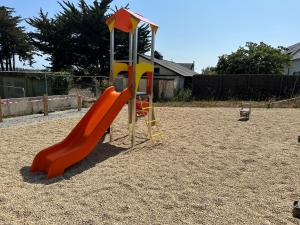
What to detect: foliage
<box><xmin>0</xmin><ymin>6</ymin><xmax>34</xmax><ymax>71</ymax></box>
<box><xmin>47</xmin><ymin>75</ymin><xmax>70</xmax><ymax>95</ymax></box>
<box><xmin>201</xmin><ymin>66</ymin><xmax>217</xmax><ymax>75</ymax></box>
<box><xmin>99</xmin><ymin>78</ymin><xmax>109</xmax><ymax>91</ymax></box>
<box><xmin>27</xmin><ymin>0</ymin><xmax>151</xmax><ymax>74</ymax></box>
<box><xmin>216</xmin><ymin>42</ymin><xmax>291</xmax><ymax>75</ymax></box>
<box><xmin>172</xmin><ymin>89</ymin><xmax>193</xmax><ymax>102</ymax></box>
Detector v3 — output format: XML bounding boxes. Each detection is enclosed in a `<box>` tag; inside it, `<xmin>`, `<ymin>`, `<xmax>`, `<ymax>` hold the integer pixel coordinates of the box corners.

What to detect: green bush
<box><xmin>99</xmin><ymin>79</ymin><xmax>109</xmax><ymax>92</ymax></box>
<box><xmin>173</xmin><ymin>89</ymin><xmax>193</xmax><ymax>102</ymax></box>
<box><xmin>47</xmin><ymin>75</ymin><xmax>70</xmax><ymax>95</ymax></box>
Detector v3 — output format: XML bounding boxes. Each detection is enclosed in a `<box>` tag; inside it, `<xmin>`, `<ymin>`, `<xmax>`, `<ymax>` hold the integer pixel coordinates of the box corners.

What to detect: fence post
<box><xmin>94</xmin><ymin>78</ymin><xmax>99</xmax><ymax>97</ymax></box>
<box><xmin>44</xmin><ymin>73</ymin><xmax>48</xmax><ymax>95</ymax></box>
<box><xmin>0</xmin><ymin>97</ymin><xmax>3</xmax><ymax>123</ymax></box>
<box><xmin>218</xmin><ymin>75</ymin><xmax>223</xmax><ymax>99</ymax></box>
<box><xmin>77</xmin><ymin>95</ymin><xmax>82</xmax><ymax>111</ymax></box>
<box><xmin>278</xmin><ymin>75</ymin><xmax>283</xmax><ymax>99</ymax></box>
<box><xmin>43</xmin><ymin>94</ymin><xmax>48</xmax><ymax>116</ymax></box>
<box><xmin>22</xmin><ymin>88</ymin><xmax>26</xmax><ymax>98</ymax></box>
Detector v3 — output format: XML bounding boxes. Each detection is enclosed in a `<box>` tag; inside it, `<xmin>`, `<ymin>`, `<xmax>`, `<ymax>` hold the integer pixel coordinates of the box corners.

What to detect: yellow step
<box><xmin>152</xmin><ymin>132</ymin><xmax>162</xmax><ymax>137</ymax></box>
<box><xmin>141</xmin><ymin>107</ymin><xmax>153</xmax><ymax>110</ymax></box>
<box><xmin>146</xmin><ymin>120</ymin><xmax>156</xmax><ymax>124</ymax></box>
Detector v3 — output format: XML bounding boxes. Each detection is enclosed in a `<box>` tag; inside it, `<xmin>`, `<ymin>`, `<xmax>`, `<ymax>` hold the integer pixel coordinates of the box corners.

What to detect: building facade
<box><xmin>114</xmin><ymin>52</ymin><xmax>198</xmax><ymax>100</ymax></box>
<box><xmin>286</xmin><ymin>43</ymin><xmax>300</xmax><ymax>75</ymax></box>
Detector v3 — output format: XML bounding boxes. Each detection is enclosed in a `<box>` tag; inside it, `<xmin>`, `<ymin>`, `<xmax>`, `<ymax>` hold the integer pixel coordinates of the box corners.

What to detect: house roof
<box><xmin>177</xmin><ymin>63</ymin><xmax>194</xmax><ymax>71</ymax></box>
<box><xmin>139</xmin><ymin>55</ymin><xmax>199</xmax><ymax>77</ymax></box>
<box><xmin>287</xmin><ymin>42</ymin><xmax>300</xmax><ymax>60</ymax></box>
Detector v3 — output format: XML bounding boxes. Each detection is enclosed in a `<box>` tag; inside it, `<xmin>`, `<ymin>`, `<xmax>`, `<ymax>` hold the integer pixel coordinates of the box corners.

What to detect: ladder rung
<box><xmin>146</xmin><ymin>120</ymin><xmax>156</xmax><ymax>124</ymax></box>
<box><xmin>137</xmin><ymin>104</ymin><xmax>163</xmax><ymax>143</ymax></box>
<box><xmin>152</xmin><ymin>133</ymin><xmax>162</xmax><ymax>137</ymax></box>
<box><xmin>142</xmin><ymin>107</ymin><xmax>153</xmax><ymax>110</ymax></box>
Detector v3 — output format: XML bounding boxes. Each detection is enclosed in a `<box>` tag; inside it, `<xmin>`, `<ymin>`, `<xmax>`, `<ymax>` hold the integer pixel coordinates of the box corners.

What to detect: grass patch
<box><xmin>154</xmin><ymin>100</ymin><xmax>300</xmax><ymax>108</ymax></box>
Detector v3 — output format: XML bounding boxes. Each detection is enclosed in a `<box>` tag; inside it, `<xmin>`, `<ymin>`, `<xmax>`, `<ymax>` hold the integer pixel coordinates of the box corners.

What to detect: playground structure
<box><xmin>106</xmin><ymin>8</ymin><xmax>161</xmax><ymax>146</ymax></box>
<box><xmin>31</xmin><ymin>9</ymin><xmax>162</xmax><ymax>179</ymax></box>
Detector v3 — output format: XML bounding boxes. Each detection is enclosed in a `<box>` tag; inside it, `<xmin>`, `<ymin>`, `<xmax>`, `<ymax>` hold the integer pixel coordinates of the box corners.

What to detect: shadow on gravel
<box><xmin>20</xmin><ymin>139</ymin><xmax>128</xmax><ymax>185</ymax></box>
<box><xmin>238</xmin><ymin>117</ymin><xmax>250</xmax><ymax>122</ymax></box>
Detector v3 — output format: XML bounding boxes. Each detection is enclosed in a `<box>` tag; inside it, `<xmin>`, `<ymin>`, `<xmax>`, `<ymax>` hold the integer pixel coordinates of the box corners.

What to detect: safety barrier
<box><xmin>0</xmin><ymin>95</ymin><xmax>83</xmax><ymax>121</ymax></box>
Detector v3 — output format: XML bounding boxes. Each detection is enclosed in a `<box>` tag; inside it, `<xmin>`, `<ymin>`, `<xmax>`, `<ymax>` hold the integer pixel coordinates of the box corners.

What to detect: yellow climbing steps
<box><xmin>138</xmin><ymin>105</ymin><xmax>163</xmax><ymax>144</ymax></box>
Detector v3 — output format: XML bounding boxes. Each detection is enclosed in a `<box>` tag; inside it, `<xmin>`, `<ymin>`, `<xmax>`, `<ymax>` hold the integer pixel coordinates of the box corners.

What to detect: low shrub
<box><xmin>172</xmin><ymin>89</ymin><xmax>193</xmax><ymax>102</ymax></box>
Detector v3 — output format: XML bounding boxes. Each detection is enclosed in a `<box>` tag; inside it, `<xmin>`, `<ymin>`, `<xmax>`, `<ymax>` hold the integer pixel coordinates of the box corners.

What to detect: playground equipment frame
<box><xmin>107</xmin><ymin>8</ymin><xmax>158</xmax><ymax>147</ymax></box>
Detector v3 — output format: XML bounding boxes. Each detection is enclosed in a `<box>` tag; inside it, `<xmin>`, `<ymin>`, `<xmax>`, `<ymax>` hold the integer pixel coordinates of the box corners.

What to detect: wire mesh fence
<box><xmin>43</xmin><ymin>74</ymin><xmax>109</xmax><ymax>100</ymax></box>
<box><xmin>0</xmin><ymin>72</ymin><xmax>109</xmax><ymax>100</ymax></box>
<box><xmin>0</xmin><ymin>84</ymin><xmax>26</xmax><ymax>98</ymax></box>
<box><xmin>0</xmin><ymin>72</ymin><xmax>110</xmax><ymax>120</ymax></box>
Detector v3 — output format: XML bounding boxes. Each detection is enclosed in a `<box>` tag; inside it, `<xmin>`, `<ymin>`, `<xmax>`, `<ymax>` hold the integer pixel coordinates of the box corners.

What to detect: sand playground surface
<box><xmin>0</xmin><ymin>107</ymin><xmax>300</xmax><ymax>224</ymax></box>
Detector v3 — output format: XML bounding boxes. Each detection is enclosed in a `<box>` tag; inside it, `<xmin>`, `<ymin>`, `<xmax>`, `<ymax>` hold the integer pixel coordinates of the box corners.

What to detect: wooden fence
<box><xmin>192</xmin><ymin>74</ymin><xmax>300</xmax><ymax>100</ymax></box>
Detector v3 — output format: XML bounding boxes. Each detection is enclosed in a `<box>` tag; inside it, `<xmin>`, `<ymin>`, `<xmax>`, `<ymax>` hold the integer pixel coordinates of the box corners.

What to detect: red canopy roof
<box><xmin>106</xmin><ymin>8</ymin><xmax>158</xmax><ymax>33</ymax></box>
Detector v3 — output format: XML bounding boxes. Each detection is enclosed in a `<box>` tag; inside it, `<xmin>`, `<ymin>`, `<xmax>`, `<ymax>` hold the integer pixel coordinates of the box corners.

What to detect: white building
<box><xmin>115</xmin><ymin>51</ymin><xmax>198</xmax><ymax>100</ymax></box>
<box><xmin>286</xmin><ymin>43</ymin><xmax>300</xmax><ymax>75</ymax></box>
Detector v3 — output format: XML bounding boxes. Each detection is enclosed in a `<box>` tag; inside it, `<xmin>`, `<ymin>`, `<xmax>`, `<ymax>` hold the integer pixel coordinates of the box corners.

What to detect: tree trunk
<box><xmin>8</xmin><ymin>55</ymin><xmax>12</xmax><ymax>71</ymax></box>
<box><xmin>0</xmin><ymin>54</ymin><xmax>4</xmax><ymax>71</ymax></box>
<box><xmin>12</xmin><ymin>53</ymin><xmax>15</xmax><ymax>71</ymax></box>
<box><xmin>5</xmin><ymin>58</ymin><xmax>9</xmax><ymax>71</ymax></box>
<box><xmin>96</xmin><ymin>60</ymin><xmax>101</xmax><ymax>75</ymax></box>
<box><xmin>0</xmin><ymin>60</ymin><xmax>3</xmax><ymax>71</ymax></box>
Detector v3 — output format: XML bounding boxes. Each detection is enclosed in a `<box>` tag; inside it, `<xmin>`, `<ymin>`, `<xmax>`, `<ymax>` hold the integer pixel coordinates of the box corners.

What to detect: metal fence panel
<box><xmin>0</xmin><ymin>72</ymin><xmax>109</xmax><ymax>100</ymax></box>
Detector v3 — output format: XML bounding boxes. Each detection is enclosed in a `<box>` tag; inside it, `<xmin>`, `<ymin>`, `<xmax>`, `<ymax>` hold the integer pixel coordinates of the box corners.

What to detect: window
<box><xmin>154</xmin><ymin>68</ymin><xmax>160</xmax><ymax>74</ymax></box>
<box><xmin>293</xmin><ymin>71</ymin><xmax>300</xmax><ymax>75</ymax></box>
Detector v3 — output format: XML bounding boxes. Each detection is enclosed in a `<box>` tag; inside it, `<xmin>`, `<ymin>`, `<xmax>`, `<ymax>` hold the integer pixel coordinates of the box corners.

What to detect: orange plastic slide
<box><xmin>31</xmin><ymin>86</ymin><xmax>132</xmax><ymax>179</ymax></box>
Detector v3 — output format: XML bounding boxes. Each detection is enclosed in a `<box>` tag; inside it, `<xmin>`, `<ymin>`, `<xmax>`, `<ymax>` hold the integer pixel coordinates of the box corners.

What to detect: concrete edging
<box><xmin>0</xmin><ymin>95</ymin><xmax>79</xmax><ymax>117</ymax></box>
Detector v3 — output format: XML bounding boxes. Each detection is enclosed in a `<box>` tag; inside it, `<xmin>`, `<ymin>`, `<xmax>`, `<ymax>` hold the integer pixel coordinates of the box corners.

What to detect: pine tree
<box><xmin>0</xmin><ymin>6</ymin><xmax>33</xmax><ymax>71</ymax></box>
<box><xmin>27</xmin><ymin>0</ymin><xmax>151</xmax><ymax>75</ymax></box>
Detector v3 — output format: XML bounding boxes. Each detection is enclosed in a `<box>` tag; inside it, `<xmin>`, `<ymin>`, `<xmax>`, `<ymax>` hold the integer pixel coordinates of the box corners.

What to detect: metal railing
<box><xmin>43</xmin><ymin>74</ymin><xmax>109</xmax><ymax>100</ymax></box>
<box><xmin>0</xmin><ymin>73</ymin><xmax>110</xmax><ymax>100</ymax></box>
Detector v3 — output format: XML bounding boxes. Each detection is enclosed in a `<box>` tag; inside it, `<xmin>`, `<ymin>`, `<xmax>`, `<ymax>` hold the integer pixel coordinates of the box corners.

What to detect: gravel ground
<box><xmin>0</xmin><ymin>107</ymin><xmax>300</xmax><ymax>224</ymax></box>
<box><xmin>0</xmin><ymin>108</ymin><xmax>88</xmax><ymax>128</ymax></box>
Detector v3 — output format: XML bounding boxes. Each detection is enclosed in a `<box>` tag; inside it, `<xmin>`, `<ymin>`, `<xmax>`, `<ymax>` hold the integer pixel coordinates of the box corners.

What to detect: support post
<box><xmin>44</xmin><ymin>73</ymin><xmax>48</xmax><ymax>95</ymax></box>
<box><xmin>109</xmin><ymin>28</ymin><xmax>115</xmax><ymax>142</ymax></box>
<box><xmin>128</xmin><ymin>32</ymin><xmax>133</xmax><ymax>132</ymax></box>
<box><xmin>77</xmin><ymin>95</ymin><xmax>82</xmax><ymax>111</ymax></box>
<box><xmin>43</xmin><ymin>94</ymin><xmax>48</xmax><ymax>116</ymax></box>
<box><xmin>0</xmin><ymin>97</ymin><xmax>3</xmax><ymax>123</ymax></box>
<box><xmin>148</xmin><ymin>30</ymin><xmax>156</xmax><ymax>132</ymax></box>
<box><xmin>131</xmin><ymin>27</ymin><xmax>138</xmax><ymax>147</ymax></box>
<box><xmin>109</xmin><ymin>29</ymin><xmax>115</xmax><ymax>85</ymax></box>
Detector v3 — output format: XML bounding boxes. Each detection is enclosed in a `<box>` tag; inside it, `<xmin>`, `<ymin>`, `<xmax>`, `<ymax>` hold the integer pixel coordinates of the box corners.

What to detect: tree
<box><xmin>0</xmin><ymin>6</ymin><xmax>33</xmax><ymax>71</ymax></box>
<box><xmin>27</xmin><ymin>0</ymin><xmax>151</xmax><ymax>74</ymax></box>
<box><xmin>201</xmin><ymin>66</ymin><xmax>217</xmax><ymax>75</ymax></box>
<box><xmin>215</xmin><ymin>42</ymin><xmax>291</xmax><ymax>75</ymax></box>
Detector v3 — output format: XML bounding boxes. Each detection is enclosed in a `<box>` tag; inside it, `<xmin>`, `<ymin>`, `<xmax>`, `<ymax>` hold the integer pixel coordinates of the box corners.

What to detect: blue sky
<box><xmin>2</xmin><ymin>0</ymin><xmax>300</xmax><ymax>72</ymax></box>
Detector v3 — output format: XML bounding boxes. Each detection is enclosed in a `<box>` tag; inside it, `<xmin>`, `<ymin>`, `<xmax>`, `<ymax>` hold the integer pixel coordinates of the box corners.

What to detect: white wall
<box><xmin>1</xmin><ymin>95</ymin><xmax>78</xmax><ymax>117</ymax></box>
<box><xmin>292</xmin><ymin>51</ymin><xmax>300</xmax><ymax>60</ymax></box>
<box><xmin>288</xmin><ymin>59</ymin><xmax>300</xmax><ymax>75</ymax></box>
